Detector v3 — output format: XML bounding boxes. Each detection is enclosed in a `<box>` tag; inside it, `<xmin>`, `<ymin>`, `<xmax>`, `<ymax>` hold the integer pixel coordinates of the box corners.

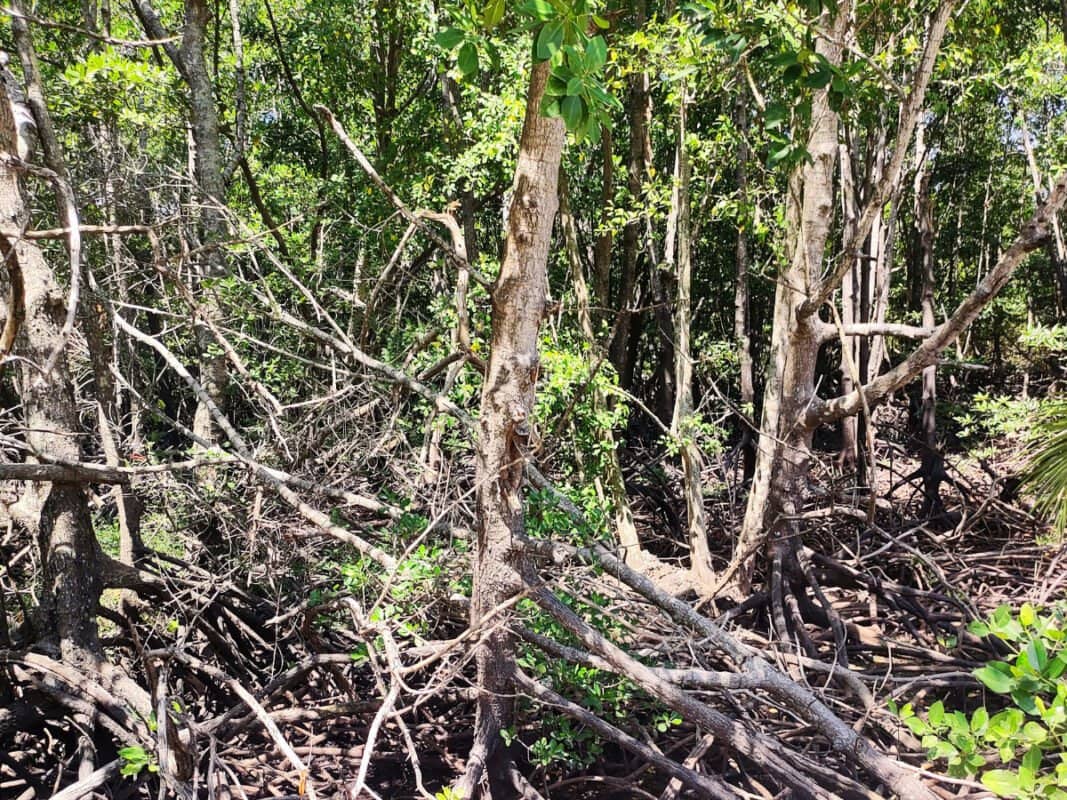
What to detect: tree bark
<box><xmin>734</xmin><ymin>90</ymin><xmax>756</xmax><ymax>482</ymax></box>
<box><xmin>134</xmin><ymin>0</ymin><xmax>229</xmax><ymax>445</ymax></box>
<box><xmin>667</xmin><ymin>88</ymin><xmax>716</xmax><ymax>588</ymax></box>
<box><xmin>180</xmin><ymin>0</ymin><xmax>229</xmax><ymax>444</ymax></box>
<box><xmin>0</xmin><ymin>72</ymin><xmax>102</xmax><ymax>665</ymax></box>
<box><xmin>458</xmin><ymin>58</ymin><xmax>565</xmax><ymax>798</ymax></box>
<box><xmin>735</xmin><ymin>1</ymin><xmax>954</xmax><ymax>597</ymax></box>
<box><xmin>734</xmin><ymin>1</ymin><xmax>849</xmax><ymax>597</ymax></box>
<box><xmin>608</xmin><ymin>1</ymin><xmax>651</xmax><ymax>394</ymax></box>
<box><xmin>914</xmin><ymin>122</ymin><xmax>944</xmax><ymax>516</ymax></box>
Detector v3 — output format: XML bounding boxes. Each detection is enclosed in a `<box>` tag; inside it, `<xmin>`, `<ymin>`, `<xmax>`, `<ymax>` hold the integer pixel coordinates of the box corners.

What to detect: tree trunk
<box><xmin>458</xmin><ymin>59</ymin><xmax>565</xmax><ymax>797</ymax></box>
<box><xmin>593</xmin><ymin>126</ymin><xmax>613</xmax><ymax>311</ymax></box>
<box><xmin>734</xmin><ymin>91</ymin><xmax>756</xmax><ymax>482</ymax></box>
<box><xmin>181</xmin><ymin>0</ymin><xmax>229</xmax><ymax>444</ymax></box>
<box><xmin>609</xmin><ymin>3</ymin><xmax>650</xmax><ymax>394</ymax></box>
<box><xmin>0</xmin><ymin>73</ymin><xmax>102</xmax><ymax>665</ymax></box>
<box><xmin>914</xmin><ymin>122</ymin><xmax>944</xmax><ymax>516</ymax></box>
<box><xmin>838</xmin><ymin>138</ymin><xmax>860</xmax><ymax>472</ymax></box>
<box><xmin>734</xmin><ymin>2</ymin><xmax>849</xmax><ymax>597</ymax></box>
<box><xmin>667</xmin><ymin>89</ymin><xmax>716</xmax><ymax>588</ymax></box>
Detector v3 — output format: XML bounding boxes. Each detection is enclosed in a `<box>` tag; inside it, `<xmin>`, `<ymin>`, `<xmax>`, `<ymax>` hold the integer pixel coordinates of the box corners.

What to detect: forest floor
<box><xmin>2</xmin><ymin>415</ymin><xmax>1064</xmax><ymax>799</ymax></box>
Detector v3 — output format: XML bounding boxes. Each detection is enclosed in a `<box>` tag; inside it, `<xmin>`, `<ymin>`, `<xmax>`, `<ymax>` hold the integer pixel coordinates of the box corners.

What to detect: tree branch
<box><xmin>817</xmin><ymin>169</ymin><xmax>1067</xmax><ymax>424</ymax></box>
<box><xmin>801</xmin><ymin>0</ymin><xmax>956</xmax><ymax>318</ymax></box>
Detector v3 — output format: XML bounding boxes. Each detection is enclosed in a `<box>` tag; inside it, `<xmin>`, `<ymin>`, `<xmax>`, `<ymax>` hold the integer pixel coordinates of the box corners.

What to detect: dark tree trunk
<box><xmin>609</xmin><ymin>1</ymin><xmax>650</xmax><ymax>394</ymax></box>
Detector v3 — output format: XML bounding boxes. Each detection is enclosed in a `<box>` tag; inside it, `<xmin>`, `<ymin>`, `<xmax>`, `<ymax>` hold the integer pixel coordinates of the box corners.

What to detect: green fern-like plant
<box><xmin>1024</xmin><ymin>400</ymin><xmax>1067</xmax><ymax>537</ymax></box>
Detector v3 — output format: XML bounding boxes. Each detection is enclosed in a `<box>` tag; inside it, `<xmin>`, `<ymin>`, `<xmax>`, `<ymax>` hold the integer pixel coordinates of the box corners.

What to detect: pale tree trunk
<box><xmin>734</xmin><ymin>0</ymin><xmax>954</xmax><ymax>600</ymax></box>
<box><xmin>914</xmin><ymin>122</ymin><xmax>945</xmax><ymax>516</ymax></box>
<box><xmin>16</xmin><ymin>0</ymin><xmax>147</xmax><ymax>567</ymax></box>
<box><xmin>0</xmin><ymin>73</ymin><xmax>101</xmax><ymax>666</ymax></box>
<box><xmin>559</xmin><ymin>173</ymin><xmax>644</xmax><ymax>567</ymax></box>
<box><xmin>734</xmin><ymin>91</ymin><xmax>756</xmax><ymax>482</ymax></box>
<box><xmin>838</xmin><ymin>139</ymin><xmax>860</xmax><ymax>471</ymax></box>
<box><xmin>457</xmin><ymin>59</ymin><xmax>565</xmax><ymax>798</ymax></box>
<box><xmin>666</xmin><ymin>88</ymin><xmax>716</xmax><ymax>588</ymax></box>
<box><xmin>181</xmin><ymin>0</ymin><xmax>229</xmax><ymax>444</ymax></box>
<box><xmin>133</xmin><ymin>0</ymin><xmax>229</xmax><ymax>445</ymax></box>
<box><xmin>734</xmin><ymin>1</ymin><xmax>850</xmax><ymax>598</ymax></box>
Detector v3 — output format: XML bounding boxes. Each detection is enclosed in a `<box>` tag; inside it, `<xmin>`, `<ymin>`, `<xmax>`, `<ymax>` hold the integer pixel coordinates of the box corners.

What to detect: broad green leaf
<box><xmin>767</xmin><ymin>142</ymin><xmax>793</xmax><ymax>167</ymax></box>
<box><xmin>1045</xmin><ymin>654</ymin><xmax>1067</xmax><ymax>679</ymax></box>
<box><xmin>521</xmin><ymin>0</ymin><xmax>555</xmax><ymax>21</ymax></box>
<box><xmin>435</xmin><ymin>28</ymin><xmax>465</xmax><ymax>50</ymax></box>
<box><xmin>586</xmin><ymin>36</ymin><xmax>607</xmax><ymax>70</ymax></box>
<box><xmin>981</xmin><ymin>770</ymin><xmax>1021</xmax><ymax>797</ymax></box>
<box><xmin>561</xmin><ymin>94</ymin><xmax>584</xmax><ymax>130</ymax></box>
<box><xmin>545</xmin><ymin>76</ymin><xmax>568</xmax><ymax>97</ymax></box>
<box><xmin>1020</xmin><ymin>603</ymin><xmax>1036</xmax><ymax>627</ymax></box>
<box><xmin>1025</xmin><ymin>638</ymin><xmax>1048</xmax><ymax>672</ymax></box>
<box><xmin>458</xmin><ymin>42</ymin><xmax>480</xmax><ymax>77</ymax></box>
<box><xmin>1021</xmin><ymin>721</ymin><xmax>1047</xmax><ymax>743</ymax></box>
<box><xmin>1022</xmin><ymin>745</ymin><xmax>1042</xmax><ymax>773</ymax></box>
<box><xmin>765</xmin><ymin>102</ymin><xmax>788</xmax><ymax>130</ymax></box>
<box><xmin>536</xmin><ymin>20</ymin><xmax>565</xmax><ymax>60</ymax></box>
<box><xmin>976</xmin><ymin>664</ymin><xmax>1017</xmax><ymax>694</ymax></box>
<box><xmin>929</xmin><ymin>700</ymin><xmax>946</xmax><ymax>726</ymax></box>
<box><xmin>483</xmin><ymin>0</ymin><xmax>505</xmax><ymax>29</ymax></box>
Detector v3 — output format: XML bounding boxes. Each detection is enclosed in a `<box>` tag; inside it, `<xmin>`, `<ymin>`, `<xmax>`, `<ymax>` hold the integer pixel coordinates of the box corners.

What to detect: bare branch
<box><xmin>802</xmin><ymin>0</ymin><xmax>956</xmax><ymax>318</ymax></box>
<box><xmin>817</xmin><ymin>169</ymin><xmax>1067</xmax><ymax>424</ymax></box>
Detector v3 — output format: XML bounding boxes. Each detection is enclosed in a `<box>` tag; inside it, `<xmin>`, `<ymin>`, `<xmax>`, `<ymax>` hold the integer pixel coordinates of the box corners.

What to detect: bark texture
<box><xmin>734</xmin><ymin>1</ymin><xmax>849</xmax><ymax>596</ymax></box>
<box><xmin>460</xmin><ymin>59</ymin><xmax>565</xmax><ymax>797</ymax></box>
<box><xmin>0</xmin><ymin>74</ymin><xmax>101</xmax><ymax>664</ymax></box>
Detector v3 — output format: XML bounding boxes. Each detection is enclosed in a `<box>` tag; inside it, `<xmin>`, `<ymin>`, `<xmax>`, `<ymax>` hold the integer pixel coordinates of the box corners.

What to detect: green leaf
<box><xmin>592</xmin><ymin>14</ymin><xmax>610</xmax><ymax>29</ymax></box>
<box><xmin>585</xmin><ymin>35</ymin><xmax>607</xmax><ymax>70</ymax></box>
<box><xmin>1026</xmin><ymin>638</ymin><xmax>1048</xmax><ymax>672</ymax></box>
<box><xmin>764</xmin><ymin>102</ymin><xmax>788</xmax><ymax>130</ymax></box>
<box><xmin>545</xmin><ymin>76</ymin><xmax>568</xmax><ymax>97</ymax></box>
<box><xmin>1020</xmin><ymin>603</ymin><xmax>1036</xmax><ymax>627</ymax></box>
<box><xmin>561</xmin><ymin>94</ymin><xmax>585</xmax><ymax>130</ymax></box>
<box><xmin>767</xmin><ymin>142</ymin><xmax>793</xmax><ymax>167</ymax></box>
<box><xmin>1021</xmin><ymin>721</ymin><xmax>1047</xmax><ymax>743</ymax></box>
<box><xmin>435</xmin><ymin>27</ymin><xmax>465</xmax><ymax>50</ymax></box>
<box><xmin>981</xmin><ymin>770</ymin><xmax>1021</xmax><ymax>797</ymax></box>
<box><xmin>521</xmin><ymin>0</ymin><xmax>556</xmax><ymax>21</ymax></box>
<box><xmin>804</xmin><ymin>60</ymin><xmax>834</xmax><ymax>90</ymax></box>
<box><xmin>536</xmin><ymin>20</ymin><xmax>565</xmax><ymax>60</ymax></box>
<box><xmin>458</xmin><ymin>42</ymin><xmax>480</xmax><ymax>76</ymax></box>
<box><xmin>929</xmin><ymin>700</ymin><xmax>946</xmax><ymax>726</ymax></box>
<box><xmin>976</xmin><ymin>664</ymin><xmax>1017</xmax><ymax>694</ymax></box>
<box><xmin>971</xmin><ymin>706</ymin><xmax>989</xmax><ymax>733</ymax></box>
<box><xmin>1045</xmin><ymin>654</ymin><xmax>1067</xmax><ymax>679</ymax></box>
<box><xmin>566</xmin><ymin>76</ymin><xmax>583</xmax><ymax>96</ymax></box>
<box><xmin>1022</xmin><ymin>745</ymin><xmax>1042</xmax><ymax>773</ymax></box>
<box><xmin>483</xmin><ymin>0</ymin><xmax>505</xmax><ymax>28</ymax></box>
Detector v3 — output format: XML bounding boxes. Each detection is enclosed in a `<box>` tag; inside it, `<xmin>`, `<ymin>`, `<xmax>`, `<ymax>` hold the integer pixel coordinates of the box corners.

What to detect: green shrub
<box><xmin>893</xmin><ymin>603</ymin><xmax>1067</xmax><ymax>799</ymax></box>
